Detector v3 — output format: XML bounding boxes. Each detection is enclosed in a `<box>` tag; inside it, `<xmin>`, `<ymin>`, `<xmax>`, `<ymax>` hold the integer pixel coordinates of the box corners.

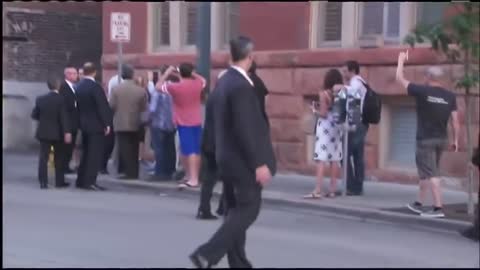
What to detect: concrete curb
<box><xmin>96</xmin><ymin>176</ymin><xmax>473</xmax><ymax>234</ymax></box>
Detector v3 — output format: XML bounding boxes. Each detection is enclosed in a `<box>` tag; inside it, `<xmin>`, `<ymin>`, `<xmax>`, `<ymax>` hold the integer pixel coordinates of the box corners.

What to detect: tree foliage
<box><xmin>404</xmin><ymin>2</ymin><xmax>479</xmax><ymax>91</ymax></box>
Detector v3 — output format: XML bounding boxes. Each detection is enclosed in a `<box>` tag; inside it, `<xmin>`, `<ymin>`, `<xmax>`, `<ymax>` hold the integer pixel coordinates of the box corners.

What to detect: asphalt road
<box><xmin>3</xmin><ymin>182</ymin><xmax>479</xmax><ymax>268</ymax></box>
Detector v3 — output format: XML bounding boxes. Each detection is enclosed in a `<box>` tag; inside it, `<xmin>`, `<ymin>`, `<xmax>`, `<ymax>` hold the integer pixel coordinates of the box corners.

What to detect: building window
<box><xmin>359</xmin><ymin>2</ymin><xmax>400</xmax><ymax>42</ymax></box>
<box><xmin>153</xmin><ymin>2</ymin><xmax>170</xmax><ymax>48</ymax></box>
<box><xmin>183</xmin><ymin>2</ymin><xmax>198</xmax><ymax>46</ymax></box>
<box><xmin>416</xmin><ymin>2</ymin><xmax>448</xmax><ymax>26</ymax></box>
<box><xmin>150</xmin><ymin>2</ymin><xmax>239</xmax><ymax>52</ymax></box>
<box><xmin>310</xmin><ymin>2</ymin><xmax>343</xmax><ymax>48</ymax></box>
<box><xmin>219</xmin><ymin>2</ymin><xmax>239</xmax><ymax>47</ymax></box>
<box><xmin>320</xmin><ymin>2</ymin><xmax>342</xmax><ymax>45</ymax></box>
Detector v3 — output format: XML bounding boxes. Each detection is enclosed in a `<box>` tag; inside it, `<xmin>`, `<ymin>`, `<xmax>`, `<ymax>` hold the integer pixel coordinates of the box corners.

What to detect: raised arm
<box><xmin>155</xmin><ymin>66</ymin><xmax>177</xmax><ymax>91</ymax></box>
<box><xmin>396</xmin><ymin>51</ymin><xmax>410</xmax><ymax>91</ymax></box>
<box><xmin>192</xmin><ymin>71</ymin><xmax>207</xmax><ymax>89</ymax></box>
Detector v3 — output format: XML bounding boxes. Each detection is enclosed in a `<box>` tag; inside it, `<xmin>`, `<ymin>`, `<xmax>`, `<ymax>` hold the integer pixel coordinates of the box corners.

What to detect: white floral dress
<box><xmin>313</xmin><ymin>111</ymin><xmax>343</xmax><ymax>162</ymax></box>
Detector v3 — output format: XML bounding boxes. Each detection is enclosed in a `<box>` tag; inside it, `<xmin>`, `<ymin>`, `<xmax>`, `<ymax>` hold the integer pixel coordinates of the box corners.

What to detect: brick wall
<box><xmin>3</xmin><ymin>8</ymin><xmax>102</xmax><ymax>82</ymax></box>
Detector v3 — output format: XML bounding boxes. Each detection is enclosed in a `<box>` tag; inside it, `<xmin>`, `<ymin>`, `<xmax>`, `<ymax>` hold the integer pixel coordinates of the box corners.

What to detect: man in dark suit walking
<box><xmin>75</xmin><ymin>62</ymin><xmax>111</xmax><ymax>191</ymax></box>
<box><xmin>190</xmin><ymin>36</ymin><xmax>276</xmax><ymax>268</ymax></box>
<box><xmin>32</xmin><ymin>75</ymin><xmax>72</xmax><ymax>189</ymax></box>
<box><xmin>59</xmin><ymin>65</ymin><xmax>80</xmax><ymax>174</ymax></box>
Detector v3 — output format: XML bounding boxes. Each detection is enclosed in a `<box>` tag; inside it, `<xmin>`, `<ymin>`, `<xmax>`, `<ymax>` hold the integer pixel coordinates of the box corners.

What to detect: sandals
<box><xmin>303</xmin><ymin>192</ymin><xmax>323</xmax><ymax>200</ymax></box>
<box><xmin>178</xmin><ymin>182</ymin><xmax>199</xmax><ymax>189</ymax></box>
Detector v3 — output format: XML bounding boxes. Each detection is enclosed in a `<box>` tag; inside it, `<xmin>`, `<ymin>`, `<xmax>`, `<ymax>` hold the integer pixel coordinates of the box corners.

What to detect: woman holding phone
<box><xmin>304</xmin><ymin>69</ymin><xmax>344</xmax><ymax>199</ymax></box>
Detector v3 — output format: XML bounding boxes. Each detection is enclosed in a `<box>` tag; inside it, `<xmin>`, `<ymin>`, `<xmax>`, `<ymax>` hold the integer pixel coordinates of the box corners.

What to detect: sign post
<box><xmin>110</xmin><ymin>12</ymin><xmax>131</xmax><ymax>83</ymax></box>
<box><xmin>110</xmin><ymin>12</ymin><xmax>131</xmax><ymax>174</ymax></box>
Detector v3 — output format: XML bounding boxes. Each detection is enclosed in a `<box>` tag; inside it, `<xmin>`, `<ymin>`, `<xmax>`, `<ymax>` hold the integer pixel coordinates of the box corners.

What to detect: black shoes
<box><xmin>346</xmin><ymin>191</ymin><xmax>363</xmax><ymax>196</ymax></box>
<box><xmin>460</xmin><ymin>227</ymin><xmax>479</xmax><ymax>242</ymax></box>
<box><xmin>92</xmin><ymin>184</ymin><xmax>107</xmax><ymax>191</ymax></box>
<box><xmin>77</xmin><ymin>184</ymin><xmax>107</xmax><ymax>191</ymax></box>
<box><xmin>99</xmin><ymin>169</ymin><xmax>109</xmax><ymax>175</ymax></box>
<box><xmin>189</xmin><ymin>253</ymin><xmax>212</xmax><ymax>268</ymax></box>
<box><xmin>196</xmin><ymin>211</ymin><xmax>218</xmax><ymax>220</ymax></box>
<box><xmin>40</xmin><ymin>183</ymin><xmax>48</xmax><ymax>189</ymax></box>
<box><xmin>55</xmin><ymin>182</ymin><xmax>70</xmax><ymax>188</ymax></box>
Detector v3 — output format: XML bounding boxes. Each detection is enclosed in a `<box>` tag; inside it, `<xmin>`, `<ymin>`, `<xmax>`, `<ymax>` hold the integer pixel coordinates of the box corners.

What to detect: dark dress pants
<box><xmin>117</xmin><ymin>131</ymin><xmax>140</xmax><ymax>178</ymax></box>
<box><xmin>38</xmin><ymin>140</ymin><xmax>66</xmax><ymax>186</ymax></box>
<box><xmin>195</xmin><ymin>172</ymin><xmax>261</xmax><ymax>268</ymax></box>
<box><xmin>76</xmin><ymin>133</ymin><xmax>104</xmax><ymax>187</ymax></box>
<box><xmin>63</xmin><ymin>130</ymin><xmax>77</xmax><ymax>172</ymax></box>
<box><xmin>346</xmin><ymin>123</ymin><xmax>368</xmax><ymax>194</ymax></box>
<box><xmin>198</xmin><ymin>152</ymin><xmax>224</xmax><ymax>215</ymax></box>
<box><xmin>101</xmin><ymin>128</ymin><xmax>115</xmax><ymax>171</ymax></box>
<box><xmin>151</xmin><ymin>128</ymin><xmax>176</xmax><ymax>177</ymax></box>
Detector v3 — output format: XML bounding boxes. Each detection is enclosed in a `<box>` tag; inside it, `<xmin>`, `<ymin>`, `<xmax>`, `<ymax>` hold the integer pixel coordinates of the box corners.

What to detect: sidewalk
<box><xmin>4</xmin><ymin>152</ymin><xmax>477</xmax><ymax>233</ymax></box>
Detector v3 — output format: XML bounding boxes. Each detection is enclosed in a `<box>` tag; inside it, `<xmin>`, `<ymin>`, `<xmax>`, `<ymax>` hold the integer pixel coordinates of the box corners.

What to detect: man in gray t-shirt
<box><xmin>396</xmin><ymin>51</ymin><xmax>460</xmax><ymax>219</ymax></box>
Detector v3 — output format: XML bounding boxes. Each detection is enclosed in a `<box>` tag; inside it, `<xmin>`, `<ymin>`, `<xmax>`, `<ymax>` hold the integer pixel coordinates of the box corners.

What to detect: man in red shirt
<box><xmin>157</xmin><ymin>63</ymin><xmax>206</xmax><ymax>188</ymax></box>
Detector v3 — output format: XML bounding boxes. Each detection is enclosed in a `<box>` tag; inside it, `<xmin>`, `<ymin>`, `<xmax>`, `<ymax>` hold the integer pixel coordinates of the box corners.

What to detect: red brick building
<box><xmin>101</xmin><ymin>2</ymin><xmax>479</xmax><ymax>185</ymax></box>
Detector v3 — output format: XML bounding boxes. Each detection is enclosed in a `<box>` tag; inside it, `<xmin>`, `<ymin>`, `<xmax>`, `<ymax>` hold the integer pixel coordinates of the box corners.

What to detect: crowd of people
<box><xmin>30</xmin><ymin>34</ymin><xmax>477</xmax><ymax>268</ymax></box>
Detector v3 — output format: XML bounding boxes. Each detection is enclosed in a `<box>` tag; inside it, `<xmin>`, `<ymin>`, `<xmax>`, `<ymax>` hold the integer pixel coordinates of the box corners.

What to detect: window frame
<box><xmin>149</xmin><ymin>2</ymin><xmax>237</xmax><ymax>53</ymax></box>
<box><xmin>357</xmin><ymin>2</ymin><xmax>401</xmax><ymax>44</ymax></box>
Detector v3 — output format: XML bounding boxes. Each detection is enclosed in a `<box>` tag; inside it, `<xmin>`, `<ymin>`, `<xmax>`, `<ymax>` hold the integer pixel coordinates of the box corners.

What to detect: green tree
<box><xmin>404</xmin><ymin>2</ymin><xmax>479</xmax><ymax>216</ymax></box>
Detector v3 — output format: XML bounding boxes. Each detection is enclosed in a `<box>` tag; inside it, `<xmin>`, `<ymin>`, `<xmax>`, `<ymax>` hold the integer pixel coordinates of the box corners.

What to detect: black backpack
<box><xmin>361</xmin><ymin>81</ymin><xmax>382</xmax><ymax>125</ymax></box>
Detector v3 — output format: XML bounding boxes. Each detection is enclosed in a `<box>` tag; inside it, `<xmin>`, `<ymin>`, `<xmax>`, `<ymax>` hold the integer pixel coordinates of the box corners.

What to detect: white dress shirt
<box><xmin>231</xmin><ymin>65</ymin><xmax>254</xmax><ymax>86</ymax></box>
<box><xmin>107</xmin><ymin>75</ymin><xmax>123</xmax><ymax>101</ymax></box>
<box><xmin>65</xmin><ymin>80</ymin><xmax>76</xmax><ymax>93</ymax></box>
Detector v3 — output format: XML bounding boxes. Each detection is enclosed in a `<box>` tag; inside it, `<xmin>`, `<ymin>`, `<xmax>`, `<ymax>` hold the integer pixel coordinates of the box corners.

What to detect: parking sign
<box><xmin>110</xmin><ymin>12</ymin><xmax>130</xmax><ymax>42</ymax></box>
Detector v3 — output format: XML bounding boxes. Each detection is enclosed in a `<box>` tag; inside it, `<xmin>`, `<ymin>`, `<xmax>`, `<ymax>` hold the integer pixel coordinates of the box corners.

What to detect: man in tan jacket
<box><xmin>110</xmin><ymin>65</ymin><xmax>148</xmax><ymax>179</ymax></box>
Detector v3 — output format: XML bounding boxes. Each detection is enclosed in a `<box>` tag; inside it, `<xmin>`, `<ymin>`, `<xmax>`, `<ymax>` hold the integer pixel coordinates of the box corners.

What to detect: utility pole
<box><xmin>196</xmin><ymin>2</ymin><xmax>211</xmax><ymax>94</ymax></box>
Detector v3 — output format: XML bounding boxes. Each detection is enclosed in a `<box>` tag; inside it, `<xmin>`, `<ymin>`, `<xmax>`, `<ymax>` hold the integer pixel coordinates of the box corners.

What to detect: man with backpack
<box><xmin>341</xmin><ymin>61</ymin><xmax>381</xmax><ymax>196</ymax></box>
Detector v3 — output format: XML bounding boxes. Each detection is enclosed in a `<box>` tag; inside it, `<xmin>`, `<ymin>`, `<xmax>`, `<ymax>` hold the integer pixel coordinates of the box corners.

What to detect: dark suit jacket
<box><xmin>250</xmin><ymin>73</ymin><xmax>269</xmax><ymax>124</ymax></box>
<box><xmin>31</xmin><ymin>91</ymin><xmax>70</xmax><ymax>142</ymax></box>
<box><xmin>199</xmin><ymin>93</ymin><xmax>218</xmax><ymax>183</ymax></box>
<box><xmin>59</xmin><ymin>80</ymin><xmax>79</xmax><ymax>132</ymax></box>
<box><xmin>210</xmin><ymin>68</ymin><xmax>276</xmax><ymax>183</ymax></box>
<box><xmin>75</xmin><ymin>78</ymin><xmax>112</xmax><ymax>134</ymax></box>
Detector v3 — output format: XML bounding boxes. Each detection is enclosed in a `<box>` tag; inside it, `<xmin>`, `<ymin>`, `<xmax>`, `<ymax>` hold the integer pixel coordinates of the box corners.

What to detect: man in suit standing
<box><xmin>110</xmin><ymin>65</ymin><xmax>148</xmax><ymax>179</ymax></box>
<box><xmin>75</xmin><ymin>62</ymin><xmax>111</xmax><ymax>191</ymax></box>
<box><xmin>190</xmin><ymin>36</ymin><xmax>276</xmax><ymax>268</ymax></box>
<box><xmin>59</xmin><ymin>66</ymin><xmax>79</xmax><ymax>174</ymax></box>
<box><xmin>31</xmin><ymin>75</ymin><xmax>72</xmax><ymax>189</ymax></box>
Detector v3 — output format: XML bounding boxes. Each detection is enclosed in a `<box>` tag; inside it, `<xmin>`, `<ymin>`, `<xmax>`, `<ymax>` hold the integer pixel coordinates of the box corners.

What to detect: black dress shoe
<box><xmin>346</xmin><ymin>191</ymin><xmax>363</xmax><ymax>196</ymax></box>
<box><xmin>92</xmin><ymin>184</ymin><xmax>107</xmax><ymax>191</ymax></box>
<box><xmin>196</xmin><ymin>211</ymin><xmax>218</xmax><ymax>220</ymax></box>
<box><xmin>99</xmin><ymin>169</ymin><xmax>109</xmax><ymax>175</ymax></box>
<box><xmin>55</xmin><ymin>182</ymin><xmax>70</xmax><ymax>188</ymax></box>
<box><xmin>40</xmin><ymin>183</ymin><xmax>48</xmax><ymax>189</ymax></box>
<box><xmin>118</xmin><ymin>175</ymin><xmax>137</xmax><ymax>180</ymax></box>
<box><xmin>216</xmin><ymin>208</ymin><xmax>225</xmax><ymax>217</ymax></box>
<box><xmin>460</xmin><ymin>227</ymin><xmax>479</xmax><ymax>242</ymax></box>
<box><xmin>189</xmin><ymin>253</ymin><xmax>211</xmax><ymax>268</ymax></box>
<box><xmin>79</xmin><ymin>185</ymin><xmax>97</xmax><ymax>191</ymax></box>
